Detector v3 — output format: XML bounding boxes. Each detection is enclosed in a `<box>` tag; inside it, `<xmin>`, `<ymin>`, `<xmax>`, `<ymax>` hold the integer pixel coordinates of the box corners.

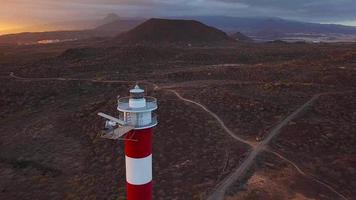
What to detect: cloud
<box><xmin>212</xmin><ymin>0</ymin><xmax>356</xmax><ymax>22</ymax></box>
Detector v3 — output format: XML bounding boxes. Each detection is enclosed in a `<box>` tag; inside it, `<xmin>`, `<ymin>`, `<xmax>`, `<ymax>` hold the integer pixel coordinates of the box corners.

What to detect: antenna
<box><xmin>98</xmin><ymin>112</ymin><xmax>126</xmax><ymax>125</ymax></box>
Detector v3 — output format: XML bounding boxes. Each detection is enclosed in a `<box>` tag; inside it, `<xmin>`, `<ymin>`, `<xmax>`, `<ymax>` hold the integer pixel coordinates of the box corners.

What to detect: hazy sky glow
<box><xmin>1</xmin><ymin>0</ymin><xmax>356</xmax><ymax>34</ymax></box>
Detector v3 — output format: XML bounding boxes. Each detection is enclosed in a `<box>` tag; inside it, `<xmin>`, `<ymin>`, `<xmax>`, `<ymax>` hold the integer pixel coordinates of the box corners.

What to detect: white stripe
<box><xmin>125</xmin><ymin>154</ymin><xmax>152</xmax><ymax>185</ymax></box>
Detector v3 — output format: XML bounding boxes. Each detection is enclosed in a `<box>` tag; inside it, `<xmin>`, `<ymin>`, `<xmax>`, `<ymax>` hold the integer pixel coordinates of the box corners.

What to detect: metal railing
<box><xmin>118</xmin><ymin>113</ymin><xmax>158</xmax><ymax>129</ymax></box>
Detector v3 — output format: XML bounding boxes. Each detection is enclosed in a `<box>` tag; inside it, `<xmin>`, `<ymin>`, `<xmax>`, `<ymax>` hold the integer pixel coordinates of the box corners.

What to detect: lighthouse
<box><xmin>98</xmin><ymin>85</ymin><xmax>158</xmax><ymax>200</ymax></box>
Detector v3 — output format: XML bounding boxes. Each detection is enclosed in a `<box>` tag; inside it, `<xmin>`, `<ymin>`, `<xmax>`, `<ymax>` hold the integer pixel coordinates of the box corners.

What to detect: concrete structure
<box><xmin>98</xmin><ymin>85</ymin><xmax>158</xmax><ymax>200</ymax></box>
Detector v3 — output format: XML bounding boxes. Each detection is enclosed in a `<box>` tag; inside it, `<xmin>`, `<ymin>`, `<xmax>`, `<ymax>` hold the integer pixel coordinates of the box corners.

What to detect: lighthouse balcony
<box><xmin>117</xmin><ymin>96</ymin><xmax>157</xmax><ymax>112</ymax></box>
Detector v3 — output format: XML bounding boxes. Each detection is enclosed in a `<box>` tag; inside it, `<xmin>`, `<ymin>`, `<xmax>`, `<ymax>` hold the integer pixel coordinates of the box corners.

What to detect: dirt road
<box><xmin>207</xmin><ymin>94</ymin><xmax>321</xmax><ymax>200</ymax></box>
<box><xmin>208</xmin><ymin>91</ymin><xmax>353</xmax><ymax>200</ymax></box>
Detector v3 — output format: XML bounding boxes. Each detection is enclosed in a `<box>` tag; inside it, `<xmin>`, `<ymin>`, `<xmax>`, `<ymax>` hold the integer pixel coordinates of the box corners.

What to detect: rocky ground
<box><xmin>0</xmin><ymin>41</ymin><xmax>355</xmax><ymax>199</ymax></box>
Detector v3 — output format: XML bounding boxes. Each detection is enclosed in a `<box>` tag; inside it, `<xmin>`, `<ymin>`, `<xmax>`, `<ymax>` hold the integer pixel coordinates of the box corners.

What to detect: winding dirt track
<box><xmin>7</xmin><ymin>73</ymin><xmax>350</xmax><ymax>200</ymax></box>
<box><xmin>165</xmin><ymin>89</ymin><xmax>254</xmax><ymax>147</ymax></box>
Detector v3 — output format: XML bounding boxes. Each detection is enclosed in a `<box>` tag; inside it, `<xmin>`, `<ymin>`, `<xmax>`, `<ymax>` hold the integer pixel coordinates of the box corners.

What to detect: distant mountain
<box><xmin>230</xmin><ymin>32</ymin><xmax>252</xmax><ymax>42</ymax></box>
<box><xmin>172</xmin><ymin>16</ymin><xmax>356</xmax><ymax>41</ymax></box>
<box><xmin>100</xmin><ymin>13</ymin><xmax>120</xmax><ymax>25</ymax></box>
<box><xmin>188</xmin><ymin>16</ymin><xmax>356</xmax><ymax>34</ymax></box>
<box><xmin>94</xmin><ymin>18</ymin><xmax>144</xmax><ymax>37</ymax></box>
<box><xmin>116</xmin><ymin>18</ymin><xmax>235</xmax><ymax>45</ymax></box>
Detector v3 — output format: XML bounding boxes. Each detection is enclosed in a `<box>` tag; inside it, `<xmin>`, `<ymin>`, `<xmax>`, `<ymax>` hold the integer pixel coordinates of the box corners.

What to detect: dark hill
<box><xmin>116</xmin><ymin>18</ymin><xmax>235</xmax><ymax>45</ymax></box>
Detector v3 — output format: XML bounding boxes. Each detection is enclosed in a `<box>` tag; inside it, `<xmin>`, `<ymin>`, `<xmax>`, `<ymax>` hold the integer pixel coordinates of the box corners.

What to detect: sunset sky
<box><xmin>1</xmin><ymin>0</ymin><xmax>356</xmax><ymax>35</ymax></box>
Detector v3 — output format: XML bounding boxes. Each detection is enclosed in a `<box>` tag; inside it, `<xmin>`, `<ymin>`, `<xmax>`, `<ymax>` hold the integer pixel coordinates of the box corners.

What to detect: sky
<box><xmin>1</xmin><ymin>0</ymin><xmax>356</xmax><ymax>34</ymax></box>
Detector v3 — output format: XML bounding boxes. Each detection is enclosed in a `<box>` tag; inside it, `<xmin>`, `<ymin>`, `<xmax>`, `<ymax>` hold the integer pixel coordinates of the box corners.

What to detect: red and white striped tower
<box><xmin>117</xmin><ymin>85</ymin><xmax>158</xmax><ymax>200</ymax></box>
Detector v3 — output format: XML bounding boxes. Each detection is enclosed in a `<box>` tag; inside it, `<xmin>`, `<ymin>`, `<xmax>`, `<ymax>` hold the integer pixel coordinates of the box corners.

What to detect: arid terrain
<box><xmin>1</xmin><ymin>19</ymin><xmax>356</xmax><ymax>199</ymax></box>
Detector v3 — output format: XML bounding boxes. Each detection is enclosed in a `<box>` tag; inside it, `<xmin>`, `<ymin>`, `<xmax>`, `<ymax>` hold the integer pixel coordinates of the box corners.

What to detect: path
<box><xmin>9</xmin><ymin>72</ymin><xmax>135</xmax><ymax>83</ymax></box>
<box><xmin>207</xmin><ymin>93</ymin><xmax>322</xmax><ymax>200</ymax></box>
<box><xmin>165</xmin><ymin>89</ymin><xmax>254</xmax><ymax>147</ymax></box>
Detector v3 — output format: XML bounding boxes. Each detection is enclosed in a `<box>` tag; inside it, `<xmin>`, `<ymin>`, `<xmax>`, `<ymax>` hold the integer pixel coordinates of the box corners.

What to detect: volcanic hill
<box><xmin>116</xmin><ymin>18</ymin><xmax>236</xmax><ymax>45</ymax></box>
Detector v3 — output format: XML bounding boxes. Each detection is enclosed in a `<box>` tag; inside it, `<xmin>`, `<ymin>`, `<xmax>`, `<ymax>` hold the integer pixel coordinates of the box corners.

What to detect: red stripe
<box><xmin>126</xmin><ymin>181</ymin><xmax>152</xmax><ymax>200</ymax></box>
<box><xmin>125</xmin><ymin>128</ymin><xmax>152</xmax><ymax>158</ymax></box>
